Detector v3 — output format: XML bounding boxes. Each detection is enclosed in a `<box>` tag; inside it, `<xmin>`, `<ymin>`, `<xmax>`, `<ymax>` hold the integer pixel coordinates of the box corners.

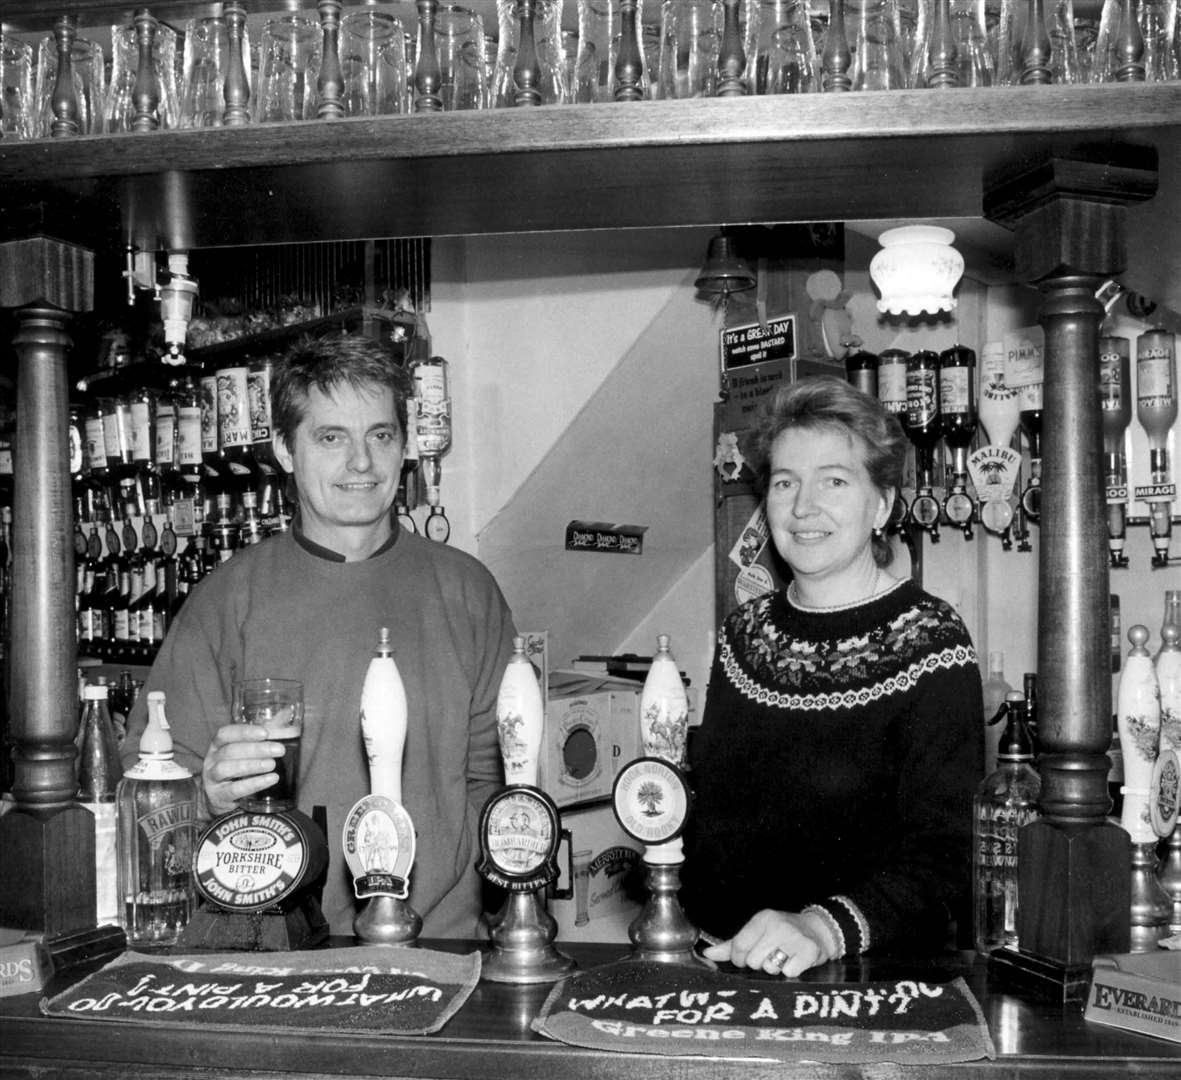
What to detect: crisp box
<box><xmin>539</xmin><ymin>672</ymin><xmax>643</xmax><ymax>810</ymax></box>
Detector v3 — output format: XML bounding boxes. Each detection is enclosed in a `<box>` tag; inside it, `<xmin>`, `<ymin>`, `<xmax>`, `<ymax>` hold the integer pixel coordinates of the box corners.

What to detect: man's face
<box><xmin>273</xmin><ymin>382</ymin><xmax>404</xmax><ymax>552</ymax></box>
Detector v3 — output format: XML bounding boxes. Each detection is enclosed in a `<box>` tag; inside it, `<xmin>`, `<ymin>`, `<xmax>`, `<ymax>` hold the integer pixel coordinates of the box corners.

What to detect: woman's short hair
<box><xmin>751</xmin><ymin>374</ymin><xmax>908</xmax><ymax>566</ymax></box>
<box><xmin>271</xmin><ymin>333</ymin><xmax>412</xmax><ymax>446</ymax></box>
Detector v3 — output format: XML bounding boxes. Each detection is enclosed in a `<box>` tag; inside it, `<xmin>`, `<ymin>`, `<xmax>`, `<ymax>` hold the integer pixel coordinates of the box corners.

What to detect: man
<box><xmin>123</xmin><ymin>334</ymin><xmax>517</xmax><ymax>937</ymax></box>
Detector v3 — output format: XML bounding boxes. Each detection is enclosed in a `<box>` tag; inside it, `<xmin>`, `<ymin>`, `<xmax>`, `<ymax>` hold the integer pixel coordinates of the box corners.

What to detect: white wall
<box><xmin>417</xmin><ymin>228</ymin><xmax>1179</xmax><ymax>714</ymax></box>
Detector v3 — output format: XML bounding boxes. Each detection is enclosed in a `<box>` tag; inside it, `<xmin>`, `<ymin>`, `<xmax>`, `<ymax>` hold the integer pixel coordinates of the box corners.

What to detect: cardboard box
<box><xmin>550</xmin><ymin>801</ymin><xmax>645</xmax><ymax>943</ymax></box>
<box><xmin>540</xmin><ymin>672</ymin><xmax>643</xmax><ymax>810</ymax></box>
<box><xmin>1085</xmin><ymin>950</ymin><xmax>1181</xmax><ymax>1044</ymax></box>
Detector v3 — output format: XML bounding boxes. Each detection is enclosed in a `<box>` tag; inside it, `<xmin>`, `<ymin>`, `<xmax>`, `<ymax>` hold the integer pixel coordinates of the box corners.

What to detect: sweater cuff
<box><xmin>808</xmin><ymin>895</ymin><xmax>871</xmax><ymax>957</ymax></box>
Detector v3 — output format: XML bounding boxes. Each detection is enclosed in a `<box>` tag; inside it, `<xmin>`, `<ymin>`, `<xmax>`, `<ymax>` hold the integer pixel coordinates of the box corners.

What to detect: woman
<box><xmin>681</xmin><ymin>375</ymin><xmax>983</xmax><ymax>978</ymax></box>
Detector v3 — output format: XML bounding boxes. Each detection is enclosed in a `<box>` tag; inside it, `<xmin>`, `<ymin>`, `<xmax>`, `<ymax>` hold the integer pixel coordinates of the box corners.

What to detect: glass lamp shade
<box><xmin>869</xmin><ymin>225</ymin><xmax>964</xmax><ymax>316</ymax></box>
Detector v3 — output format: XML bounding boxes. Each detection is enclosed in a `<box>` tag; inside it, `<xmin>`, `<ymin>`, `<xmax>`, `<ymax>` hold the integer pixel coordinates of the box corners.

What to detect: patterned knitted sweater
<box><xmin>681</xmin><ymin>577</ymin><xmax>983</xmax><ymax>958</ymax></box>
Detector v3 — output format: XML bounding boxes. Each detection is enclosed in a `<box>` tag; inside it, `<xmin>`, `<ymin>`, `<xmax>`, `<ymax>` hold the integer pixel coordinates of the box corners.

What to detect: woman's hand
<box><xmin>702</xmin><ymin>908</ymin><xmax>840</xmax><ymax>978</ymax></box>
<box><xmin>201</xmin><ymin>723</ymin><xmax>283</xmax><ymax>816</ymax></box>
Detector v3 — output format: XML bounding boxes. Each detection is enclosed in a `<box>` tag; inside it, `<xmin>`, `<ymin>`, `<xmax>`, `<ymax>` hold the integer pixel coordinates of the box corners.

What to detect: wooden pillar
<box><xmin>0</xmin><ymin>237</ymin><xmax>94</xmax><ymax>936</ymax></box>
<box><xmin>984</xmin><ymin>153</ymin><xmax>1158</xmax><ymax>999</ymax></box>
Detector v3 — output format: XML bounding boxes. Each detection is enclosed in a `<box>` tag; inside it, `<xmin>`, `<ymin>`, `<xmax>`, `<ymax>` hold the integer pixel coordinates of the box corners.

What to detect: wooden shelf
<box><xmin>3</xmin><ymin>83</ymin><xmax>1181</xmax><ymax>307</ymax></box>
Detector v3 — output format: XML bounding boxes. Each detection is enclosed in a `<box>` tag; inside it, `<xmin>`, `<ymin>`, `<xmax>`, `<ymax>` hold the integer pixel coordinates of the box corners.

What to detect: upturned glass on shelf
<box><xmin>995</xmin><ymin>0</ymin><xmax>1084</xmax><ymax>85</ymax></box>
<box><xmin>744</xmin><ymin>0</ymin><xmax>821</xmax><ymax>93</ymax></box>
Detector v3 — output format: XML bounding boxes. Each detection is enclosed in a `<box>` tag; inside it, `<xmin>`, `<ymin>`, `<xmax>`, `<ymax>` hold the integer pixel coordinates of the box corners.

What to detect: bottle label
<box><xmin>248</xmin><ymin>366</ymin><xmax>272</xmax><ymax>443</ymax></box>
<box><xmin>130</xmin><ymin>401</ymin><xmax>153</xmax><ymax>463</ymax></box>
<box><xmin>200</xmin><ymin>377</ymin><xmax>218</xmax><ymax>454</ymax></box>
<box><xmin>217</xmin><ymin>367</ymin><xmax>252</xmax><ymax>449</ymax></box>
<box><xmin>177</xmin><ymin>406</ymin><xmax>203</xmax><ymax>467</ymax></box>
<box><xmin>878</xmin><ymin>361</ymin><xmax>907</xmax><ymax>413</ymax></box>
<box><xmin>137</xmin><ymin>798</ymin><xmax>196</xmax><ymax>847</ymax></box>
<box><xmin>103</xmin><ymin>407</ymin><xmax>132</xmax><ymax>461</ymax></box>
<box><xmin>84</xmin><ymin>417</ymin><xmax>109</xmax><ymax>471</ymax></box>
<box><xmin>69</xmin><ymin>421</ymin><xmax>84</xmax><ymax>475</ymax></box>
<box><xmin>939</xmin><ymin>366</ymin><xmax>971</xmax><ymax>414</ymax></box>
<box><xmin>905</xmin><ymin>368</ymin><xmax>938</xmax><ymax>428</ymax></box>
<box><xmin>975</xmin><ymin>801</ymin><xmax>1040</xmax><ymax>870</ymax></box>
<box><xmin>1099</xmin><ymin>348</ymin><xmax>1127</xmax><ymax>410</ymax></box>
<box><xmin>156</xmin><ymin>410</ymin><xmax>176</xmax><ymax>466</ymax></box>
<box><xmin>1136</xmin><ymin>354</ymin><xmax>1176</xmax><ymax>410</ymax></box>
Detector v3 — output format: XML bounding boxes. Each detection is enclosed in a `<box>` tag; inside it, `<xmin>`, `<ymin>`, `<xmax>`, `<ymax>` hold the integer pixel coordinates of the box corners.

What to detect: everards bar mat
<box><xmin>41</xmin><ymin>945</ymin><xmax>479</xmax><ymax>1035</ymax></box>
<box><xmin>534</xmin><ymin>960</ymin><xmax>996</xmax><ymax>1065</ymax></box>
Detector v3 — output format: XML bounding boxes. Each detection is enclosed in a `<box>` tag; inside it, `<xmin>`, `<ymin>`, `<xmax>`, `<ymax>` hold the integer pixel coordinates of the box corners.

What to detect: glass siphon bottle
<box><xmin>973</xmin><ymin>691</ymin><xmax>1041</xmax><ymax>954</ymax></box>
<box><xmin>116</xmin><ymin>690</ymin><xmax>198</xmax><ymax>948</ymax></box>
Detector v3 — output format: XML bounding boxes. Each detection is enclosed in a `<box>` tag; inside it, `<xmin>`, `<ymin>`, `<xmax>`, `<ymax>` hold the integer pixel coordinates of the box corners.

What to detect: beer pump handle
<box><xmin>640</xmin><ymin>635</ymin><xmax>690</xmax><ymax>766</ymax></box>
<box><xmin>496</xmin><ymin>636</ymin><xmax>544</xmax><ymax>787</ymax></box>
<box><xmin>360</xmin><ymin>627</ymin><xmax>408</xmax><ymax>804</ymax></box>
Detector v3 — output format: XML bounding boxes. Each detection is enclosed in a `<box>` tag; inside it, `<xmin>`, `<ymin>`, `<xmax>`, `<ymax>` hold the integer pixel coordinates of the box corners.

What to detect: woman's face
<box><xmin>765</xmin><ymin>424</ymin><xmax>891</xmax><ymax>590</ymax></box>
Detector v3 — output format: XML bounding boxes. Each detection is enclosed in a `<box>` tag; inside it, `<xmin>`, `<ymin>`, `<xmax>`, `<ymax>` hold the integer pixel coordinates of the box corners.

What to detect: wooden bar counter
<box><xmin>1</xmin><ymin>940</ymin><xmax>1178</xmax><ymax>1079</ymax></box>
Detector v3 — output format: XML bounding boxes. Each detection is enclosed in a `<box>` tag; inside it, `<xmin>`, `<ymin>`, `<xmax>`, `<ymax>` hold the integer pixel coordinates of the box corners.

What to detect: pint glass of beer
<box><xmin>232</xmin><ymin>678</ymin><xmax>304</xmax><ymax>812</ymax></box>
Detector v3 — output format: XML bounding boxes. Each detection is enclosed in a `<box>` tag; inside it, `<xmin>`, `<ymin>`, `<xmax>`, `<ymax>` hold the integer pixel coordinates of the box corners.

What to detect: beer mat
<box><xmin>40</xmin><ymin>945</ymin><xmax>480</xmax><ymax>1035</ymax></box>
<box><xmin>533</xmin><ymin>960</ymin><xmax>995</xmax><ymax>1065</ymax></box>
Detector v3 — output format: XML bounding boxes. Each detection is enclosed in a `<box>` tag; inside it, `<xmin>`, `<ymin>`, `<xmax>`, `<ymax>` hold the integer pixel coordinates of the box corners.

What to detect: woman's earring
<box><xmin>873</xmin><ymin>526</ymin><xmax>885</xmax><ymax>540</ymax></box>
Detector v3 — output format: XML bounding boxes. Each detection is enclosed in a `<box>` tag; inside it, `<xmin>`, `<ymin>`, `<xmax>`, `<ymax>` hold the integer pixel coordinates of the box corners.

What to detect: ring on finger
<box><xmin>767</xmin><ymin>947</ymin><xmax>788</xmax><ymax>971</ymax></box>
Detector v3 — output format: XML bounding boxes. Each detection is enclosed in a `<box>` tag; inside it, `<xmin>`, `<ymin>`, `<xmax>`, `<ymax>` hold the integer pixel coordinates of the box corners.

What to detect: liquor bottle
<box><xmin>981</xmin><ymin>650</ymin><xmax>1013</xmax><ymax>775</ymax></box>
<box><xmin>972</xmin><ymin>691</ymin><xmax>1040</xmax><ymax>954</ymax></box>
<box><xmin>1018</xmin><ymin>379</ymin><xmax>1043</xmax><ymax>522</ymax></box>
<box><xmin>411</xmin><ymin>356</ymin><xmax>452</xmax><ymax>508</ymax></box>
<box><xmin>845</xmin><ymin>349</ymin><xmax>879</xmax><ymax>398</ymax></box>
<box><xmin>1022</xmin><ymin>671</ymin><xmax>1039</xmax><ymax>756</ymax></box>
<box><xmin>1099</xmin><ymin>335</ymin><xmax>1133</xmax><ymax>567</ymax></box>
<box><xmin>496</xmin><ymin>635</ymin><xmax>544</xmax><ymax>787</ymax></box>
<box><xmin>116</xmin><ymin>691</ymin><xmax>198</xmax><ymax>948</ymax></box>
<box><xmin>258</xmin><ymin>474</ymin><xmax>291</xmax><ymax>536</ymax></box>
<box><xmin>135</xmin><ymin>554</ymin><xmax>159</xmax><ymax>659</ymax></box>
<box><xmin>640</xmin><ymin>634</ymin><xmax>690</xmax><ymax>767</ymax></box>
<box><xmin>239</xmin><ymin>487</ymin><xmax>264</xmax><ymax>546</ymax></box>
<box><xmin>1135</xmin><ymin>328</ymin><xmax>1178</xmax><ymax>565</ymax></box>
<box><xmin>83</xmin><ymin>399</ymin><xmax>112</xmax><ymax>497</ymax></box>
<box><xmin>199</xmin><ymin>371</ymin><xmax>224</xmax><ymax>492</ymax></box>
<box><xmin>904</xmin><ymin>349</ymin><xmax>942</xmax><ymax>541</ymax></box>
<box><xmin>207</xmin><ymin>491</ymin><xmax>241</xmax><ymax>562</ymax></box>
<box><xmin>1116</xmin><ymin>625</ymin><xmax>1161</xmax><ymax>844</ymax></box>
<box><xmin>77</xmin><ymin>554</ymin><xmax>101</xmax><ymax>655</ymax></box>
<box><xmin>102</xmin><ymin>393</ymin><xmax>139</xmax><ymax>513</ymax></box>
<box><xmin>154</xmin><ymin>382</ymin><xmax>180</xmax><ymax>501</ymax></box>
<box><xmin>174</xmin><ymin>376</ymin><xmax>207</xmax><ymax>536</ymax></box>
<box><xmin>110</xmin><ymin>668</ymin><xmax>136</xmax><ymax>744</ymax></box>
<box><xmin>248</xmin><ymin>358</ymin><xmax>279</xmax><ymax>478</ymax></box>
<box><xmin>359</xmin><ymin>627</ymin><xmax>408</xmax><ymax>804</ymax></box>
<box><xmin>215</xmin><ymin>362</ymin><xmax>256</xmax><ymax>485</ymax></box>
<box><xmin>128</xmin><ymin>384</ymin><xmax>157</xmax><ymax>506</ymax></box>
<box><xmin>939</xmin><ymin>345</ymin><xmax>978</xmax><ymax>538</ymax></box>
<box><xmin>78</xmin><ymin>683</ymin><xmax>122</xmax><ymax>927</ymax></box>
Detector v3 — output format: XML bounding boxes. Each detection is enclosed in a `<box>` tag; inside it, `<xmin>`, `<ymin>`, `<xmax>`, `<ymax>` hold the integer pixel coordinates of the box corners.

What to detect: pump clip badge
<box><xmin>478</xmin><ymin>786</ymin><xmax>562</xmax><ymax>892</ymax></box>
<box><xmin>342</xmin><ymin>795</ymin><xmax>417</xmax><ymax>900</ymax></box>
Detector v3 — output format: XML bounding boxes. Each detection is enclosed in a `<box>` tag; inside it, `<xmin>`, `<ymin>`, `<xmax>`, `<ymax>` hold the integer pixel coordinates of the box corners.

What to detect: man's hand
<box><xmin>701</xmin><ymin>908</ymin><xmax>839</xmax><ymax>978</ymax></box>
<box><xmin>201</xmin><ymin>723</ymin><xmax>284</xmax><ymax>816</ymax></box>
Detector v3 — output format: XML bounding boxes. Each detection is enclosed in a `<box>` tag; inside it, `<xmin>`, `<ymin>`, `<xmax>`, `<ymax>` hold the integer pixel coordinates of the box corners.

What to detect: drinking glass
<box><xmin>181</xmin><ymin>15</ymin><xmax>248</xmax><ymax>128</ymax></box>
<box><xmin>341</xmin><ymin>11</ymin><xmax>408</xmax><ymax>116</ymax></box>
<box><xmin>231</xmin><ymin>677</ymin><xmax>304</xmax><ymax>813</ymax></box>
<box><xmin>995</xmin><ymin>0</ymin><xmax>1081</xmax><ymax>83</ymax></box>
<box><xmin>105</xmin><ymin>18</ymin><xmax>180</xmax><ymax>132</ymax></box>
<box><xmin>576</xmin><ymin>0</ymin><xmax>654</xmax><ymax>101</ymax></box>
<box><xmin>0</xmin><ymin>36</ymin><xmax>35</xmax><ymax>140</ymax></box>
<box><xmin>34</xmin><ymin>33</ymin><xmax>105</xmax><ymax>136</ymax></box>
<box><xmin>255</xmin><ymin>15</ymin><xmax>322</xmax><ymax>122</ymax></box>
<box><xmin>432</xmin><ymin>4</ymin><xmax>488</xmax><ymax>110</ymax></box>
<box><xmin>656</xmin><ymin>0</ymin><xmax>724</xmax><ymax>98</ymax></box>
<box><xmin>847</xmin><ymin>0</ymin><xmax>908</xmax><ymax>89</ymax></box>
<box><xmin>743</xmin><ymin>0</ymin><xmax>820</xmax><ymax>93</ymax></box>
<box><xmin>912</xmin><ymin>0</ymin><xmax>995</xmax><ymax>85</ymax></box>
<box><xmin>1091</xmin><ymin>0</ymin><xmax>1175</xmax><ymax>82</ymax></box>
<box><xmin>493</xmin><ymin>0</ymin><xmax>564</xmax><ymax>106</ymax></box>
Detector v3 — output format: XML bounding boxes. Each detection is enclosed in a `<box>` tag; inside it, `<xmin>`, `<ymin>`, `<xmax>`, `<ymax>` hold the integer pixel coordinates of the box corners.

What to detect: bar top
<box><xmin>1</xmin><ymin>939</ymin><xmax>1178</xmax><ymax>1078</ymax></box>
